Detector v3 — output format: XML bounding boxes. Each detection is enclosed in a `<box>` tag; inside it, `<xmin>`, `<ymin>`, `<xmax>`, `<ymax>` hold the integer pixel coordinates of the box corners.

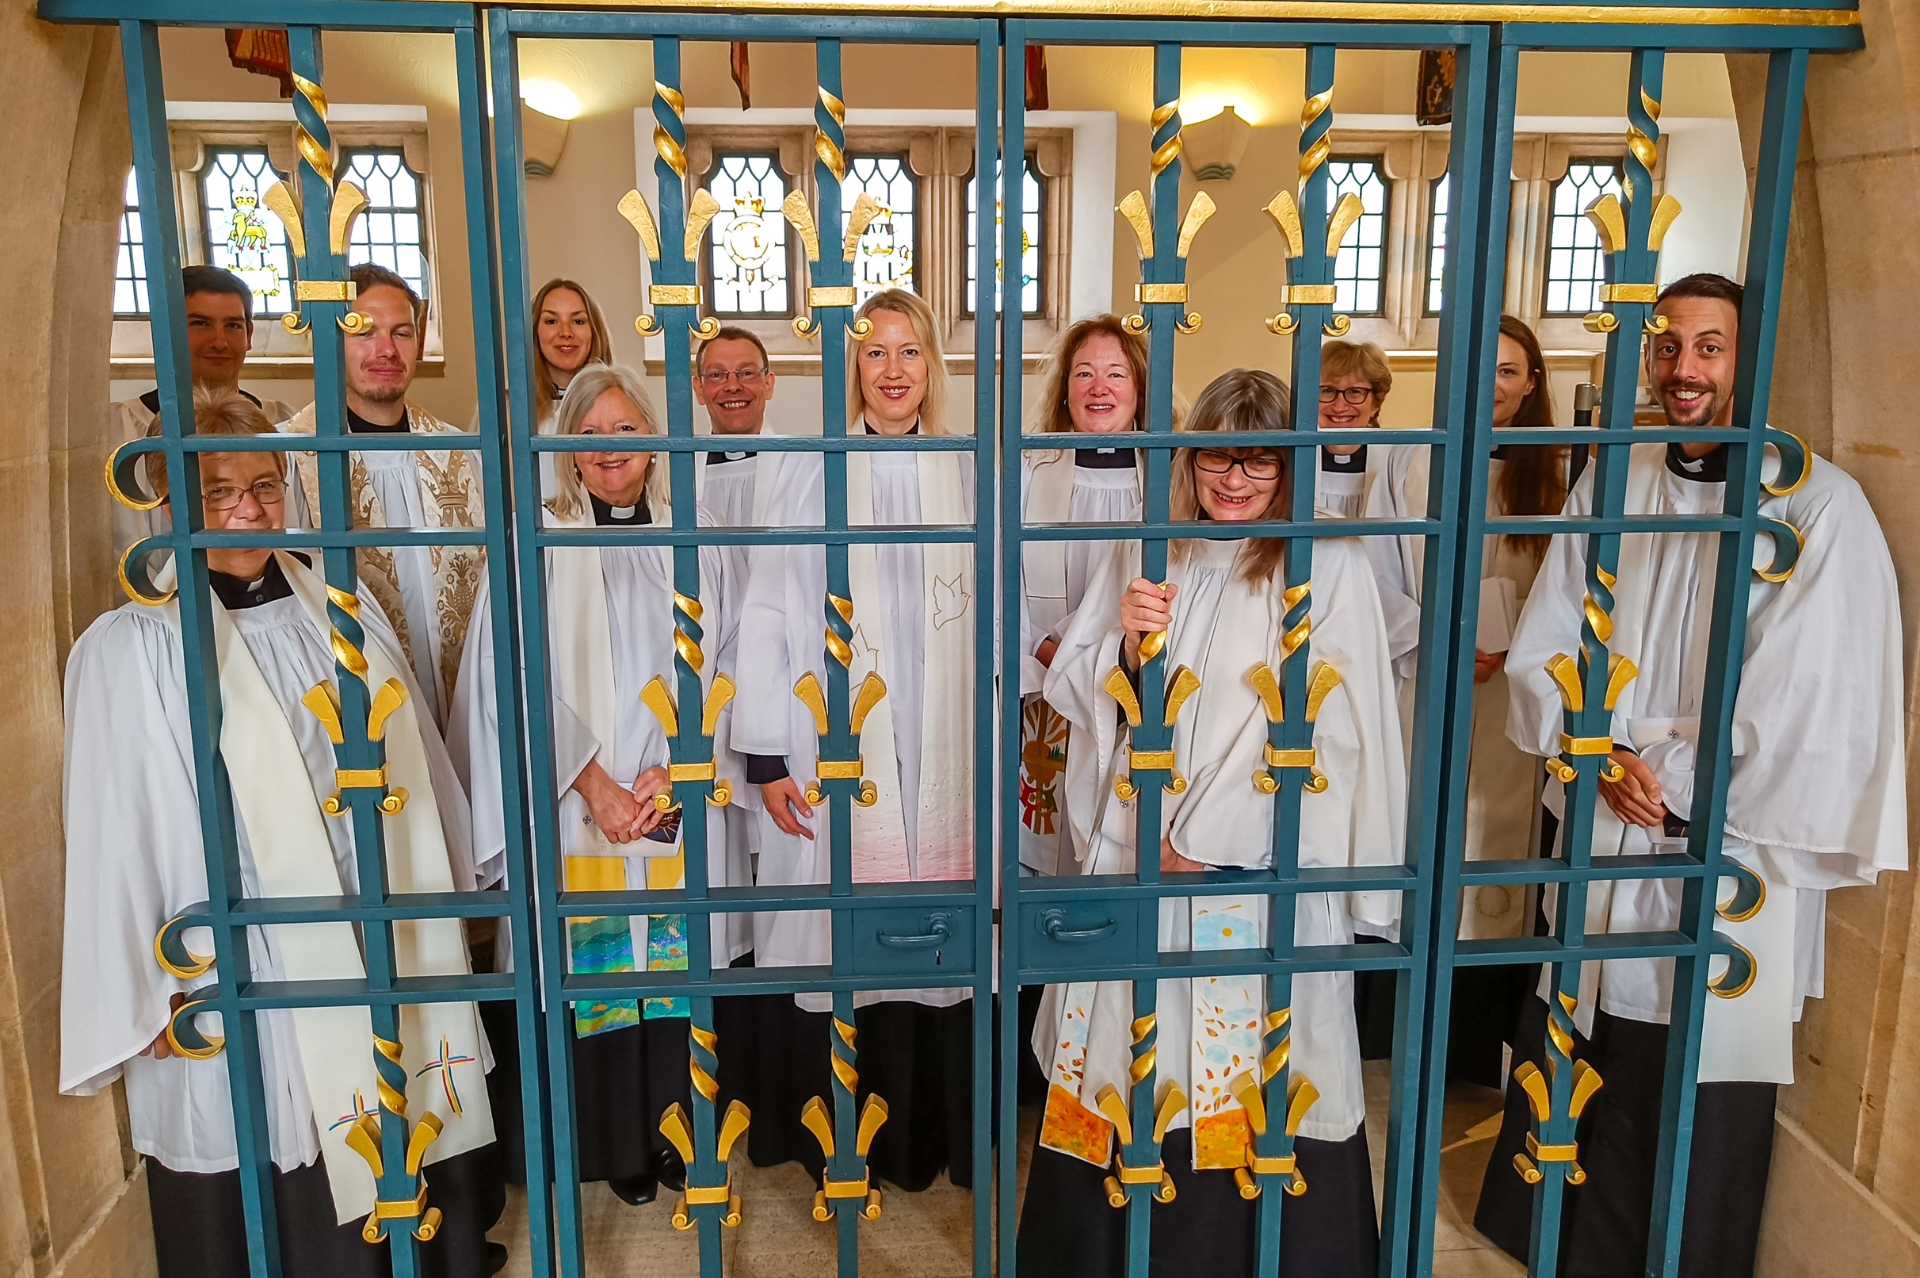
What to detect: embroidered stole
<box><xmin>187</xmin><ymin>553</ymin><xmax>492</xmax><ymax>1224</ymax></box>
<box><xmin>546</xmin><ymin>502</ymin><xmax>690</xmax><ymax>1032</ymax></box>
<box><xmin>844</xmin><ymin>448</ymin><xmax>974</xmax><ymax>881</ymax></box>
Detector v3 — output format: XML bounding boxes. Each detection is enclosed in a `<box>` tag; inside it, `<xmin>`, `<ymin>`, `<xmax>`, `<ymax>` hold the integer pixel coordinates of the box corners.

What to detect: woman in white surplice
<box><xmin>1359</xmin><ymin>317</ymin><xmax>1570</xmax><ymax>1083</ymax></box>
<box><xmin>1017</xmin><ymin>370</ymin><xmax>1406</xmax><ymax>1278</ymax></box>
<box><xmin>1016</xmin><ymin>316</ymin><xmax>1169</xmax><ymax>876</ymax></box>
<box><xmin>528</xmin><ymin>277</ymin><xmax>613</xmax><ymax>500</ymax></box>
<box><xmin>60</xmin><ymin>389</ymin><xmax>497</xmax><ymax>1278</ymax></box>
<box><xmin>728</xmin><ymin>288</ymin><xmax>979</xmax><ymax>1190</ymax></box>
<box><xmin>450</xmin><ymin>365</ymin><xmax>746</xmax><ymax>1207</ymax></box>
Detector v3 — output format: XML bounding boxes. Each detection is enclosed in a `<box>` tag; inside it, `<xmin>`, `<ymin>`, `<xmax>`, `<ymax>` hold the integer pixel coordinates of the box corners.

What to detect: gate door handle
<box><xmin>1036</xmin><ymin>908</ymin><xmax>1118</xmax><ymax>944</ymax></box>
<box><xmin>877</xmin><ymin>913</ymin><xmax>952</xmax><ymax>949</ymax></box>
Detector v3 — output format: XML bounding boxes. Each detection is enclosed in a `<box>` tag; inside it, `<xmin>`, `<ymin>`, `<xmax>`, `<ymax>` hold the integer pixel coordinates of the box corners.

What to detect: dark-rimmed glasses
<box><xmin>1192</xmin><ymin>449</ymin><xmax>1283</xmax><ymax>481</ymax></box>
<box><xmin>1319</xmin><ymin>385</ymin><xmax>1376</xmax><ymax>405</ymax></box>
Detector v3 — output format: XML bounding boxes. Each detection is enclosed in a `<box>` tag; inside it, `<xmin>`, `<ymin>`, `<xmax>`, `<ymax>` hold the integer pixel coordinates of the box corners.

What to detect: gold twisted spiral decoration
<box><xmin>291</xmin><ymin>73</ymin><xmax>335</xmax><ymax>188</ymax></box>
<box><xmin>1298</xmin><ymin>88</ymin><xmax>1335</xmax><ymax>185</ymax></box>
<box><xmin>815</xmin><ymin>88</ymin><xmax>848</xmax><ymax>183</ymax></box>
<box><xmin>1261</xmin><ymin>1008</ymin><xmax>1291</xmax><ymax>1081</ymax></box>
<box><xmin>831</xmin><ymin>1017</ymin><xmax>859</xmax><ymax>1092</ymax></box>
<box><xmin>1127</xmin><ymin>1014</ymin><xmax>1156</xmax><ymax>1086</ymax></box>
<box><xmin>374</xmin><ymin>1035</ymin><xmax>409</xmax><ymax>1115</ymax></box>
<box><xmin>654</xmin><ymin>83</ymin><xmax>689</xmax><ymax>179</ymax></box>
<box><xmin>1149</xmin><ymin>99</ymin><xmax>1183</xmax><ymax>178</ymax></box>
<box><xmin>674</xmin><ymin>591</ymin><xmax>706</xmax><ymax>673</ymax></box>
<box><xmin>690</xmin><ymin>1025</ymin><xmax>720</xmax><ymax>1103</ymax></box>
<box><xmin>326</xmin><ymin>585</ymin><xmax>371</xmax><ymax>678</ymax></box>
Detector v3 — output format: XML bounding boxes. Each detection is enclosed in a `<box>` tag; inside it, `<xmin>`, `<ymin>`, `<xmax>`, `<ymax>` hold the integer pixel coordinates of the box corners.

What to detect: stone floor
<box><xmin>490</xmin><ymin>1062</ymin><xmax>1524</xmax><ymax>1276</ymax></box>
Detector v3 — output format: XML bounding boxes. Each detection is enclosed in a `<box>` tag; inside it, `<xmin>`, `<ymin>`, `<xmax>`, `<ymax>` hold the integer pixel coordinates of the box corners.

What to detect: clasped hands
<box><xmin>572</xmin><ymin>760</ymin><xmax>673</xmax><ymax>844</ymax></box>
<box><xmin>1599</xmin><ymin>747</ymin><xmax>1670</xmax><ymax>828</ymax></box>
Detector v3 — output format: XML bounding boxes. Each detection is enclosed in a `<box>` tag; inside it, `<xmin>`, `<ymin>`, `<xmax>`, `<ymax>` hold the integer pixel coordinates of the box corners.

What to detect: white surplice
<box><xmin>449</xmin><ymin>496</ymin><xmax>751</xmax><ymax>969</ymax></box>
<box><xmin>1363</xmin><ymin>444</ymin><xmax>1546</xmax><ymax>938</ymax></box>
<box><xmin>1016</xmin><ymin>449</ymin><xmax>1144</xmax><ymax>875</ymax></box>
<box><xmin>730</xmin><ymin>426</ymin><xmax>975</xmax><ymax>1012</ymax></box>
<box><xmin>60</xmin><ymin>554</ymin><xmax>488</xmax><ymax>1218</ymax></box>
<box><xmin>1032</xmin><ymin>533</ymin><xmax>1406</xmax><ymax>1167</ymax></box>
<box><xmin>1506</xmin><ymin>441</ymin><xmax>1907</xmax><ymax>1083</ymax></box>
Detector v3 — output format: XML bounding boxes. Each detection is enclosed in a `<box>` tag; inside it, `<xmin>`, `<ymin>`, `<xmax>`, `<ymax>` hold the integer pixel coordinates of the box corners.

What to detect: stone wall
<box><xmin>0</xmin><ymin>3</ymin><xmax>156</xmax><ymax>1276</ymax></box>
<box><xmin>1728</xmin><ymin>5</ymin><xmax>1920</xmax><ymax>1273</ymax></box>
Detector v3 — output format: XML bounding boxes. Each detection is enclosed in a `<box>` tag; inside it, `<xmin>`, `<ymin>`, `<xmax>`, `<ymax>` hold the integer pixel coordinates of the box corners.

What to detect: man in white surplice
<box><xmin>110</xmin><ymin>266</ymin><xmax>296</xmax><ymax>559</ymax></box>
<box><xmin>285</xmin><ymin>264</ymin><xmax>486</xmax><ymax>732</ymax></box>
<box><xmin>1475</xmin><ymin>273</ymin><xmax>1907</xmax><ymax>1277</ymax></box>
<box><xmin>691</xmin><ymin>326</ymin><xmax>785</xmax><ymax>912</ymax></box>
<box><xmin>61</xmin><ymin>389</ymin><xmax>495</xmax><ymax>1278</ymax></box>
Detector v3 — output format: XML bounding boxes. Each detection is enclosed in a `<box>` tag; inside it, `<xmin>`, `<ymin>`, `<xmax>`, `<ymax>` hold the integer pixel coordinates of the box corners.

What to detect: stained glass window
<box><xmin>705</xmin><ymin>153</ymin><xmax>792</xmax><ymax>316</ymax></box>
<box><xmin>965</xmin><ymin>154</ymin><xmax>1042</xmax><ymax>317</ymax></box>
<box><xmin>841</xmin><ymin>155</ymin><xmax>917</xmax><ymax>303</ymax></box>
<box><xmin>201</xmin><ymin>149</ymin><xmax>297</xmax><ymax>316</ymax></box>
<box><xmin>1545</xmin><ymin>159</ymin><xmax>1623</xmax><ymax>315</ymax></box>
<box><xmin>115</xmin><ymin>169</ymin><xmax>149</xmax><ymax>316</ymax></box>
<box><xmin>344</xmin><ymin>150</ymin><xmax>429</xmax><ymax>300</ymax></box>
<box><xmin>1426</xmin><ymin>175</ymin><xmax>1449</xmax><ymax>315</ymax></box>
<box><xmin>1328</xmin><ymin>156</ymin><xmax>1388</xmax><ymax>315</ymax></box>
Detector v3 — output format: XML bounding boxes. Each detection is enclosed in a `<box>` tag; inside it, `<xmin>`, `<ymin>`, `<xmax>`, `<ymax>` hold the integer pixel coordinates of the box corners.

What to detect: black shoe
<box><xmin>655</xmin><ymin>1146</ymin><xmax>687</xmax><ymax>1194</ymax></box>
<box><xmin>485</xmin><ymin>1242</ymin><xmax>509</xmax><ymax>1275</ymax></box>
<box><xmin>608</xmin><ymin>1172</ymin><xmax>658</xmax><ymax>1206</ymax></box>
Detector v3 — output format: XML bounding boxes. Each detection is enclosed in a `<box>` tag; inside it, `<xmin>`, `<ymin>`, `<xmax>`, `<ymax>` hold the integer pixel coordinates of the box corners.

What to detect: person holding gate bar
<box><xmin>1474</xmin><ymin>273</ymin><xmax>1907</xmax><ymax>1277</ymax></box>
<box><xmin>1018</xmin><ymin>369</ymin><xmax>1406</xmax><ymax>1277</ymax></box>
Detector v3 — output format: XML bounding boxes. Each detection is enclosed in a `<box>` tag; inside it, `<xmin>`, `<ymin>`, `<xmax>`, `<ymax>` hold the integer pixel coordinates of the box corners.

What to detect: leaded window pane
<box><xmin>115</xmin><ymin>169</ymin><xmax>149</xmax><ymax>316</ymax></box>
<box><xmin>965</xmin><ymin>154</ymin><xmax>1042</xmax><ymax>317</ymax></box>
<box><xmin>1426</xmin><ymin>176</ymin><xmax>1450</xmax><ymax>315</ymax></box>
<box><xmin>1543</xmin><ymin>159</ymin><xmax>1623</xmax><ymax>315</ymax></box>
<box><xmin>1328</xmin><ymin>156</ymin><xmax>1388</xmax><ymax>315</ymax></box>
<box><xmin>201</xmin><ymin>149</ymin><xmax>297</xmax><ymax>316</ymax></box>
<box><xmin>706</xmin><ymin>153</ymin><xmax>791</xmax><ymax>316</ymax></box>
<box><xmin>841</xmin><ymin>155</ymin><xmax>917</xmax><ymax>304</ymax></box>
<box><xmin>345</xmin><ymin>150</ymin><xmax>430</xmax><ymax>300</ymax></box>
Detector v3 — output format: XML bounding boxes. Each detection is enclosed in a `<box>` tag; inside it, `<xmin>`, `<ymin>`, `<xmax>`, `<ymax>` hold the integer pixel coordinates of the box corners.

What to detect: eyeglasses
<box><xmin>1319</xmin><ymin>385</ymin><xmax>1376</xmax><ymax>405</ymax></box>
<box><xmin>698</xmin><ymin>367</ymin><xmax>769</xmax><ymax>388</ymax></box>
<box><xmin>1192</xmin><ymin>449</ymin><xmax>1283</xmax><ymax>481</ymax></box>
<box><xmin>203</xmin><ymin>480</ymin><xmax>287</xmax><ymax>511</ymax></box>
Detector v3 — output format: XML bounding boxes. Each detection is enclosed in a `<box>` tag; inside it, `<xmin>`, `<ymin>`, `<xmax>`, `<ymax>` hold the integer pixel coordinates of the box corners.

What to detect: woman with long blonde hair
<box><xmin>729</xmin><ymin>287</ymin><xmax>981</xmax><ymax>1190</ymax></box>
<box><xmin>529</xmin><ymin>278</ymin><xmax>615</xmax><ymax>498</ymax></box>
<box><xmin>1018</xmin><ymin>369</ymin><xmax>1405</xmax><ymax>1277</ymax></box>
<box><xmin>451</xmin><ymin>364</ymin><xmax>748</xmax><ymax>1207</ymax></box>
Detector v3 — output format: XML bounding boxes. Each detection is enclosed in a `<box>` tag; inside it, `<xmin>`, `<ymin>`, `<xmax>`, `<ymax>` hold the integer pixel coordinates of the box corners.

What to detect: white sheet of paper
<box><xmin>1477</xmin><ymin>575</ymin><xmax>1518</xmax><ymax>654</ymax></box>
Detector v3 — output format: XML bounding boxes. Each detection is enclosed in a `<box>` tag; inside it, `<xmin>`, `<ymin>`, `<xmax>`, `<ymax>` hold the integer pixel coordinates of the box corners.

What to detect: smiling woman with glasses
<box><xmin>1316</xmin><ymin>339</ymin><xmax>1395</xmax><ymax>519</ymax></box>
<box><xmin>1018</xmin><ymin>367</ymin><xmax>1407</xmax><ymax>1277</ymax></box>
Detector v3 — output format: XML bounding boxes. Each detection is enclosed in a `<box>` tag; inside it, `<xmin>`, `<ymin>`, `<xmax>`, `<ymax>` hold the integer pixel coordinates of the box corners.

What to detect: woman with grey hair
<box><xmin>449</xmin><ymin>364</ymin><xmax>748</xmax><ymax>1206</ymax></box>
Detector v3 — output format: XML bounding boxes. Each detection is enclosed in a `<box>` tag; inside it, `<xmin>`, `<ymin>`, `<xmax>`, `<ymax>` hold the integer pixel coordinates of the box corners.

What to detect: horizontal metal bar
<box><xmin>503</xmin><ymin>9</ymin><xmax>987</xmax><ymax>39</ymax></box>
<box><xmin>557</xmin><ymin>879</ymin><xmax>978</xmax><ymax>916</ymax></box>
<box><xmin>1486</xmin><ymin>515</ymin><xmax>1743</xmax><ymax>534</ymax></box>
<box><xmin>1018</xmin><ymin>429</ymin><xmax>1435</xmax><ymax>450</ymax></box>
<box><xmin>1504</xmin><ymin>19</ymin><xmax>1860</xmax><ymax>50</ymax></box>
<box><xmin>230</xmin><ymin>972</ymin><xmax>517</xmax><ymax>1009</ymax></box>
<box><xmin>561</xmin><ymin>966</ymin><xmax>987</xmax><ymax>999</ymax></box>
<box><xmin>529</xmin><ymin>433</ymin><xmax>978</xmax><ymax>454</ymax></box>
<box><xmin>37</xmin><ymin>0</ymin><xmax>471</xmax><ymax>29</ymax></box>
<box><xmin>181</xmin><ymin>529</ymin><xmax>490</xmax><ymax>549</ymax></box>
<box><xmin>1014</xmin><ymin>943</ymin><xmax>1420</xmax><ymax>986</ymax></box>
<box><xmin>128</xmin><ymin>434</ymin><xmax>480</xmax><ymax>454</ymax></box>
<box><xmin>1014</xmin><ymin>865</ymin><xmax>1419</xmax><ymax>902</ymax></box>
<box><xmin>1455</xmin><ymin>853</ymin><xmax>1711</xmax><ymax>885</ymax></box>
<box><xmin>532</xmin><ymin>523</ymin><xmax>978</xmax><ymax>547</ymax></box>
<box><xmin>1015</xmin><ymin>518</ymin><xmax>1432</xmax><ymax>541</ymax></box>
<box><xmin>1451</xmin><ymin>930</ymin><xmax>1708</xmax><ymax>967</ymax></box>
<box><xmin>1489</xmin><ymin>426</ymin><xmax>1753</xmax><ymax>445</ymax></box>
<box><xmin>227</xmin><ymin>891</ymin><xmax>513</xmax><ymax>924</ymax></box>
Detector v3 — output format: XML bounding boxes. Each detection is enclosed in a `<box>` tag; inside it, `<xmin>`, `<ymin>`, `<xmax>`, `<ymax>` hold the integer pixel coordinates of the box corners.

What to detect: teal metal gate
<box><xmin>45</xmin><ymin>0</ymin><xmax>1861</xmax><ymax>1275</ymax></box>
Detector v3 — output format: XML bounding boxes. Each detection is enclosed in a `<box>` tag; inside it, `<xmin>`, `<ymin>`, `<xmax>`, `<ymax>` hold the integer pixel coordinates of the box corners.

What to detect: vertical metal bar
<box><xmin>1644</xmin><ymin>44</ymin><xmax>1808</xmax><ymax>1278</ymax></box>
<box><xmin>973</xmin><ymin>17</ymin><xmax>1004</xmax><ymax>1278</ymax></box>
<box><xmin>1406</xmin><ymin>26</ymin><xmax>1514</xmax><ymax>1278</ymax></box>
<box><xmin>487</xmin><ymin>14</ymin><xmax>587</xmax><ymax>1277</ymax></box>
<box><xmin>119</xmin><ymin>19</ymin><xmax>283</xmax><ymax>1278</ymax></box>
<box><xmin>453</xmin><ymin>19</ymin><xmax>553</xmax><ymax>1277</ymax></box>
<box><xmin>284</xmin><ymin>26</ymin><xmax>423</xmax><ymax>1277</ymax></box>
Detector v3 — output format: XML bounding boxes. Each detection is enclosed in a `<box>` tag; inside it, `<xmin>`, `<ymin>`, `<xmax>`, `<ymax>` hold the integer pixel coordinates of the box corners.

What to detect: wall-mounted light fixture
<box><xmin>519</xmin><ymin>80</ymin><xmax>580</xmax><ymax>177</ymax></box>
<box><xmin>1184</xmin><ymin>105</ymin><xmax>1252</xmax><ymax>182</ymax></box>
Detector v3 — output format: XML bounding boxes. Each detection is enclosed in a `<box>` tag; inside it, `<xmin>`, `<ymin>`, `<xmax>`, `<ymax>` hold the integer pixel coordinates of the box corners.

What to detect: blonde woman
<box><xmin>530</xmin><ymin>278</ymin><xmax>614</xmax><ymax>497</ymax></box>
<box><xmin>451</xmin><ymin>364</ymin><xmax>746</xmax><ymax>1207</ymax></box>
<box><xmin>1017</xmin><ymin>315</ymin><xmax>1155</xmax><ymax>875</ymax></box>
<box><xmin>1019</xmin><ymin>369</ymin><xmax>1404</xmax><ymax>1278</ymax></box>
<box><xmin>729</xmin><ymin>288</ymin><xmax>980</xmax><ymax>1190</ymax></box>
